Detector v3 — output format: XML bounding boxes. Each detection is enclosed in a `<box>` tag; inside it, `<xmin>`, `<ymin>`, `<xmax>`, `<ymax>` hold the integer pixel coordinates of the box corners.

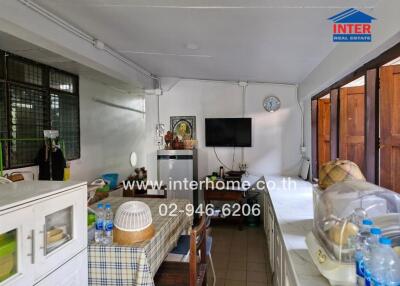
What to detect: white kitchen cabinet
<box><xmin>33</xmin><ymin>189</ymin><xmax>87</xmax><ymax>281</ymax></box>
<box><xmin>264</xmin><ymin>192</ymin><xmax>275</xmax><ymax>272</ymax></box>
<box><xmin>0</xmin><ymin>207</ymin><xmax>34</xmax><ymax>286</ymax></box>
<box><xmin>35</xmin><ymin>249</ymin><xmax>88</xmax><ymax>286</ymax></box>
<box><xmin>264</xmin><ymin>190</ymin><xmax>297</xmax><ymax>286</ymax></box>
<box><xmin>0</xmin><ymin>181</ymin><xmax>87</xmax><ymax>286</ymax></box>
<box><xmin>274</xmin><ymin>220</ymin><xmax>283</xmax><ymax>286</ymax></box>
<box><xmin>263</xmin><ymin>193</ymin><xmax>268</xmax><ymax>236</ymax></box>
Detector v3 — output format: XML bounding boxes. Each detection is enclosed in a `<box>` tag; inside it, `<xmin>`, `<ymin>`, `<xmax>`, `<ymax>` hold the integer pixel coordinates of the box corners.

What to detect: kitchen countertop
<box><xmin>265</xmin><ymin>176</ymin><xmax>330</xmax><ymax>286</ymax></box>
<box><xmin>0</xmin><ymin>180</ymin><xmax>87</xmax><ymax>212</ymax></box>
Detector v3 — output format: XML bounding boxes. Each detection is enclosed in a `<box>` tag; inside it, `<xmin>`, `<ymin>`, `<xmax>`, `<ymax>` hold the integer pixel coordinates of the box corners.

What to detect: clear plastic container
<box><xmin>313</xmin><ymin>180</ymin><xmax>400</xmax><ymax>264</ymax></box>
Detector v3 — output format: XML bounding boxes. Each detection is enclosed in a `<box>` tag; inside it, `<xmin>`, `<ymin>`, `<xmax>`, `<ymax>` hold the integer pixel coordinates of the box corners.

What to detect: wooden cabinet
<box><xmin>263</xmin><ymin>192</ymin><xmax>297</xmax><ymax>286</ymax></box>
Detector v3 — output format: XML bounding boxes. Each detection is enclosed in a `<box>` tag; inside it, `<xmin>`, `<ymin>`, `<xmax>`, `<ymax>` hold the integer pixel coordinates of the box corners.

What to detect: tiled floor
<box><xmin>207</xmin><ymin>224</ymin><xmax>272</xmax><ymax>286</ymax></box>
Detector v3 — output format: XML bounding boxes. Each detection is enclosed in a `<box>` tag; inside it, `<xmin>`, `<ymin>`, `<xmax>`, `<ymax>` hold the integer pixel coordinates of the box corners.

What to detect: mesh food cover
<box><xmin>319</xmin><ymin>159</ymin><xmax>365</xmax><ymax>190</ymax></box>
<box><xmin>114</xmin><ymin>201</ymin><xmax>155</xmax><ymax>244</ymax></box>
<box><xmin>313</xmin><ymin>180</ymin><xmax>400</xmax><ymax>263</ymax></box>
<box><xmin>114</xmin><ymin>201</ymin><xmax>153</xmax><ymax>231</ymax></box>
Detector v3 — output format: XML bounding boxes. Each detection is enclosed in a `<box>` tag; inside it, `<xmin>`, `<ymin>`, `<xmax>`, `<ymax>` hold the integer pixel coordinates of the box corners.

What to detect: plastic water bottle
<box><xmin>370</xmin><ymin>237</ymin><xmax>400</xmax><ymax>286</ymax></box>
<box><xmin>94</xmin><ymin>203</ymin><xmax>105</xmax><ymax>243</ymax></box>
<box><xmin>355</xmin><ymin>219</ymin><xmax>373</xmax><ymax>285</ymax></box>
<box><xmin>103</xmin><ymin>203</ymin><xmax>113</xmax><ymax>246</ymax></box>
<box><xmin>363</xmin><ymin>228</ymin><xmax>382</xmax><ymax>286</ymax></box>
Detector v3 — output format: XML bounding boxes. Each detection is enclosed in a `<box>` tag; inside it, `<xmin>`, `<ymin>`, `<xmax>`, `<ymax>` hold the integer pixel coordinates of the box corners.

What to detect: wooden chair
<box><xmin>154</xmin><ymin>215</ymin><xmax>207</xmax><ymax>286</ymax></box>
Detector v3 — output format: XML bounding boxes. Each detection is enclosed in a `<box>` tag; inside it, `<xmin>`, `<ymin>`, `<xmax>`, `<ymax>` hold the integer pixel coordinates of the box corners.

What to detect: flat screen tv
<box><xmin>205</xmin><ymin>118</ymin><xmax>252</xmax><ymax>147</ymax></box>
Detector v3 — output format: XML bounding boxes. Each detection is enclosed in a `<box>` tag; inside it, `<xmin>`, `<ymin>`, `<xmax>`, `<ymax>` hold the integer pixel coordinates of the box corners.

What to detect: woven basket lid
<box><xmin>319</xmin><ymin>159</ymin><xmax>365</xmax><ymax>190</ymax></box>
<box><xmin>114</xmin><ymin>201</ymin><xmax>153</xmax><ymax>232</ymax></box>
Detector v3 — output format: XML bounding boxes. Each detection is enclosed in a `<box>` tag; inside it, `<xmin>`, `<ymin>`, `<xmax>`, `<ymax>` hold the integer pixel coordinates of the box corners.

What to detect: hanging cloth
<box><xmin>35</xmin><ymin>144</ymin><xmax>66</xmax><ymax>181</ymax></box>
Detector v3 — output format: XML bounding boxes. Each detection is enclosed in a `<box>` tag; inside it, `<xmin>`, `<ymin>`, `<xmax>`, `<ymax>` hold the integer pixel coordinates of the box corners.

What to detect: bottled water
<box><xmin>355</xmin><ymin>219</ymin><xmax>373</xmax><ymax>285</ymax></box>
<box><xmin>363</xmin><ymin>228</ymin><xmax>382</xmax><ymax>286</ymax></box>
<box><xmin>103</xmin><ymin>203</ymin><xmax>113</xmax><ymax>246</ymax></box>
<box><xmin>94</xmin><ymin>203</ymin><xmax>105</xmax><ymax>243</ymax></box>
<box><xmin>370</xmin><ymin>237</ymin><xmax>400</xmax><ymax>286</ymax></box>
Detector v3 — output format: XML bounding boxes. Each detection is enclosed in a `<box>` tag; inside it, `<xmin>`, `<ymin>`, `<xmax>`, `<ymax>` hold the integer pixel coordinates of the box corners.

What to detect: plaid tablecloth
<box><xmin>88</xmin><ymin>197</ymin><xmax>192</xmax><ymax>286</ymax></box>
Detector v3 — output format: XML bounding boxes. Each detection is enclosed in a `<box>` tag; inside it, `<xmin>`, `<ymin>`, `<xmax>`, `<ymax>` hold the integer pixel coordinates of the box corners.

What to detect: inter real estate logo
<box><xmin>328</xmin><ymin>8</ymin><xmax>376</xmax><ymax>42</ymax></box>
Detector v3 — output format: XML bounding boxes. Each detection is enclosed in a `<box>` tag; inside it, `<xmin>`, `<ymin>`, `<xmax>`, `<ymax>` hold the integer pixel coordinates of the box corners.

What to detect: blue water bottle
<box><xmin>355</xmin><ymin>219</ymin><xmax>373</xmax><ymax>285</ymax></box>
<box><xmin>103</xmin><ymin>203</ymin><xmax>113</xmax><ymax>246</ymax></box>
<box><xmin>363</xmin><ymin>228</ymin><xmax>381</xmax><ymax>286</ymax></box>
<box><xmin>370</xmin><ymin>237</ymin><xmax>400</xmax><ymax>286</ymax></box>
<box><xmin>94</xmin><ymin>203</ymin><xmax>105</xmax><ymax>243</ymax></box>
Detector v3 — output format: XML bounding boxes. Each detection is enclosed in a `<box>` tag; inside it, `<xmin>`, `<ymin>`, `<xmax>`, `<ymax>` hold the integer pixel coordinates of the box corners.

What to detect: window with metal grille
<box><xmin>0</xmin><ymin>51</ymin><xmax>4</xmax><ymax>79</ymax></box>
<box><xmin>51</xmin><ymin>92</ymin><xmax>80</xmax><ymax>160</ymax></box>
<box><xmin>0</xmin><ymin>83</ymin><xmax>6</xmax><ymax>141</ymax></box>
<box><xmin>7</xmin><ymin>56</ymin><xmax>44</xmax><ymax>86</ymax></box>
<box><xmin>8</xmin><ymin>84</ymin><xmax>49</xmax><ymax>167</ymax></box>
<box><xmin>50</xmin><ymin>69</ymin><xmax>76</xmax><ymax>93</ymax></box>
<box><xmin>0</xmin><ymin>51</ymin><xmax>80</xmax><ymax>170</ymax></box>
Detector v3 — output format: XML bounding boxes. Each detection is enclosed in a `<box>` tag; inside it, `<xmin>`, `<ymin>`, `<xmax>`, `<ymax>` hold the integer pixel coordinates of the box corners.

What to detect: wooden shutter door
<box><xmin>380</xmin><ymin>65</ymin><xmax>400</xmax><ymax>193</ymax></box>
<box><xmin>318</xmin><ymin>98</ymin><xmax>331</xmax><ymax>168</ymax></box>
<box><xmin>339</xmin><ymin>86</ymin><xmax>365</xmax><ymax>172</ymax></box>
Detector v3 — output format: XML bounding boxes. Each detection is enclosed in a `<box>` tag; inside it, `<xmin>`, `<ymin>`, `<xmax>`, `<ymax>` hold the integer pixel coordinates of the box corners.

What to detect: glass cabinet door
<box><xmin>0</xmin><ymin>229</ymin><xmax>17</xmax><ymax>283</ymax></box>
<box><xmin>0</xmin><ymin>207</ymin><xmax>34</xmax><ymax>286</ymax></box>
<box><xmin>44</xmin><ymin>206</ymin><xmax>73</xmax><ymax>255</ymax></box>
<box><xmin>34</xmin><ymin>188</ymin><xmax>86</xmax><ymax>282</ymax></box>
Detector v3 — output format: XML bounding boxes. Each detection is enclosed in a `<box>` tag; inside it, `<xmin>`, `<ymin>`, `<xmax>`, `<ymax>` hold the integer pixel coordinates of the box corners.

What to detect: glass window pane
<box><xmin>0</xmin><ymin>83</ymin><xmax>6</xmax><ymax>139</ymax></box>
<box><xmin>7</xmin><ymin>56</ymin><xmax>43</xmax><ymax>86</ymax></box>
<box><xmin>51</xmin><ymin>92</ymin><xmax>80</xmax><ymax>160</ymax></box>
<box><xmin>0</xmin><ymin>229</ymin><xmax>18</xmax><ymax>282</ymax></box>
<box><xmin>8</xmin><ymin>84</ymin><xmax>49</xmax><ymax>167</ymax></box>
<box><xmin>50</xmin><ymin>69</ymin><xmax>76</xmax><ymax>93</ymax></box>
<box><xmin>0</xmin><ymin>52</ymin><xmax>4</xmax><ymax>79</ymax></box>
<box><xmin>0</xmin><ymin>83</ymin><xmax>6</xmax><ymax>169</ymax></box>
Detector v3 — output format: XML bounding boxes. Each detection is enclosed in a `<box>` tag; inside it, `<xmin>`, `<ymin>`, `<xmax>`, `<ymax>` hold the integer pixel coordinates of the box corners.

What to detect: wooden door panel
<box><xmin>340</xmin><ymin>86</ymin><xmax>365</xmax><ymax>172</ymax></box>
<box><xmin>347</xmin><ymin>144</ymin><xmax>365</xmax><ymax>171</ymax></box>
<box><xmin>393</xmin><ymin>147</ymin><xmax>400</xmax><ymax>194</ymax></box>
<box><xmin>347</xmin><ymin>89</ymin><xmax>365</xmax><ymax>136</ymax></box>
<box><xmin>380</xmin><ymin>65</ymin><xmax>400</xmax><ymax>193</ymax></box>
<box><xmin>318</xmin><ymin>98</ymin><xmax>331</xmax><ymax>168</ymax></box>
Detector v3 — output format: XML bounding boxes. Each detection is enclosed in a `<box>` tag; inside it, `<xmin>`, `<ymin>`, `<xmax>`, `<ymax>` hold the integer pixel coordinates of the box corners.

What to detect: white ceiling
<box><xmin>32</xmin><ymin>0</ymin><xmax>379</xmax><ymax>84</ymax></box>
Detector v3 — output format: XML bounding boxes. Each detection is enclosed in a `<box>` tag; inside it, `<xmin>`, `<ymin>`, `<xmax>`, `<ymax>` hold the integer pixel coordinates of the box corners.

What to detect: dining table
<box><xmin>88</xmin><ymin>197</ymin><xmax>192</xmax><ymax>286</ymax></box>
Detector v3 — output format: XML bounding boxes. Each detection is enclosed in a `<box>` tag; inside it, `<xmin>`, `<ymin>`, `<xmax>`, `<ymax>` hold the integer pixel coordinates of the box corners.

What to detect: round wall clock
<box><xmin>263</xmin><ymin>96</ymin><xmax>281</xmax><ymax>112</ymax></box>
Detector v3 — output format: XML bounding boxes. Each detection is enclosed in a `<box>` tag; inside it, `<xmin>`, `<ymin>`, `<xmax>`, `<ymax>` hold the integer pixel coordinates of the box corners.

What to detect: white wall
<box><xmin>298</xmin><ymin>0</ymin><xmax>400</xmax><ymax>175</ymax></box>
<box><xmin>146</xmin><ymin>78</ymin><xmax>302</xmax><ymax>180</ymax></box>
<box><xmin>3</xmin><ymin>76</ymin><xmax>146</xmax><ymax>183</ymax></box>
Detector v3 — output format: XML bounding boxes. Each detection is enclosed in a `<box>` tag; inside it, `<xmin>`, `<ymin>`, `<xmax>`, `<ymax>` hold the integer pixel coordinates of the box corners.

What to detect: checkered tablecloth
<box><xmin>88</xmin><ymin>197</ymin><xmax>192</xmax><ymax>286</ymax></box>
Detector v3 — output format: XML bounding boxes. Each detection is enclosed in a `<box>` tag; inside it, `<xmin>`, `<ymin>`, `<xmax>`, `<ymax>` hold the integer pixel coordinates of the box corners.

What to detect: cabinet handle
<box><xmin>27</xmin><ymin>229</ymin><xmax>35</xmax><ymax>264</ymax></box>
<box><xmin>42</xmin><ymin>224</ymin><xmax>47</xmax><ymax>255</ymax></box>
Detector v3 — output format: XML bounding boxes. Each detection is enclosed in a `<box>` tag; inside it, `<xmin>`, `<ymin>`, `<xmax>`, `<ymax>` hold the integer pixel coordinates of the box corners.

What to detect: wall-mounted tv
<box><xmin>205</xmin><ymin>118</ymin><xmax>252</xmax><ymax>147</ymax></box>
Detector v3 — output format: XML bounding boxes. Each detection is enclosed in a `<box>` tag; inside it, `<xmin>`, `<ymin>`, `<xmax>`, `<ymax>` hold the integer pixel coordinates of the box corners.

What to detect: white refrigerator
<box><xmin>0</xmin><ymin>181</ymin><xmax>88</xmax><ymax>286</ymax></box>
<box><xmin>157</xmin><ymin>149</ymin><xmax>199</xmax><ymax>206</ymax></box>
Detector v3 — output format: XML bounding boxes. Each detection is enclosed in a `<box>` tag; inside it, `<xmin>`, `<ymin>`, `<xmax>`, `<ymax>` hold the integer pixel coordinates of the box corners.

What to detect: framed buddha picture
<box><xmin>170</xmin><ymin>116</ymin><xmax>196</xmax><ymax>140</ymax></box>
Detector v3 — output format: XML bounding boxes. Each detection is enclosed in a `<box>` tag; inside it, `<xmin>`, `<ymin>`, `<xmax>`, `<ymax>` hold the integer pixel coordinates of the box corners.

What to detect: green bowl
<box><xmin>96</xmin><ymin>184</ymin><xmax>110</xmax><ymax>193</ymax></box>
<box><xmin>87</xmin><ymin>214</ymin><xmax>96</xmax><ymax>226</ymax></box>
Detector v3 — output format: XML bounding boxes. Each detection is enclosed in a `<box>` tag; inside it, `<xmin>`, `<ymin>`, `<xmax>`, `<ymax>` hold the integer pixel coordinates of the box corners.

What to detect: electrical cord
<box><xmin>232</xmin><ymin>146</ymin><xmax>236</xmax><ymax>170</ymax></box>
<box><xmin>213</xmin><ymin>147</ymin><xmax>232</xmax><ymax>171</ymax></box>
